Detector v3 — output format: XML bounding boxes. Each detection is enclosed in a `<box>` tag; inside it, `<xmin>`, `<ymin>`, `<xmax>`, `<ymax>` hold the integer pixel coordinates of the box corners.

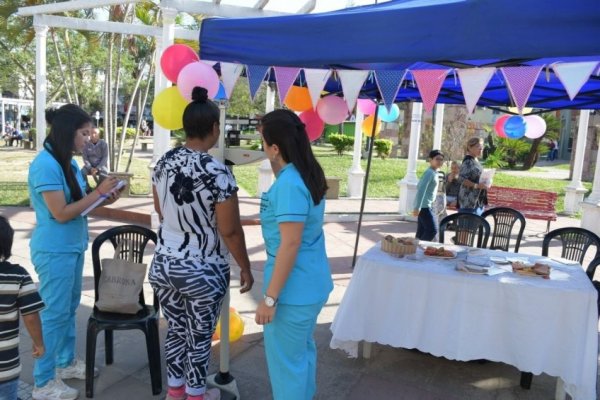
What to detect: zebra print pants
<box><xmin>149</xmin><ymin>253</ymin><xmax>229</xmax><ymax>396</ymax></box>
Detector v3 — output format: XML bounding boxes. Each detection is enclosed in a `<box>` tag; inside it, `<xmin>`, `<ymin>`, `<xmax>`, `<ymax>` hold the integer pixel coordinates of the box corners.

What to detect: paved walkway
<box><xmin>2</xmin><ymin>196</ymin><xmax>598</xmax><ymax>400</ymax></box>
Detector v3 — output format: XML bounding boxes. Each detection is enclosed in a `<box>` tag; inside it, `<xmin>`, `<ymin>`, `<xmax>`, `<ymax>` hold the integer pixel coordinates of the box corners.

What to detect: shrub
<box><xmin>249</xmin><ymin>141</ymin><xmax>261</xmax><ymax>151</ymax></box>
<box><xmin>115</xmin><ymin>127</ymin><xmax>138</xmax><ymax>139</ymax></box>
<box><xmin>374</xmin><ymin>139</ymin><xmax>393</xmax><ymax>159</ymax></box>
<box><xmin>483</xmin><ymin>149</ymin><xmax>508</xmax><ymax>169</ymax></box>
<box><xmin>495</xmin><ymin>137</ymin><xmax>530</xmax><ymax>168</ymax></box>
<box><xmin>327</xmin><ymin>133</ymin><xmax>354</xmax><ymax>155</ymax></box>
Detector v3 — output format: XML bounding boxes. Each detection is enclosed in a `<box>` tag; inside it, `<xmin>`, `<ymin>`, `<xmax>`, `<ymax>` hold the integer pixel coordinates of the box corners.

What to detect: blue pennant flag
<box><xmin>375</xmin><ymin>70</ymin><xmax>407</xmax><ymax>111</ymax></box>
<box><xmin>246</xmin><ymin>65</ymin><xmax>271</xmax><ymax>100</ymax></box>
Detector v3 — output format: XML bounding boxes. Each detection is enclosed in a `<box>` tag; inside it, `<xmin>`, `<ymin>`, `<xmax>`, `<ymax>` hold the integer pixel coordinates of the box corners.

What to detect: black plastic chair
<box><xmin>439</xmin><ymin>213</ymin><xmax>490</xmax><ymax>248</ymax></box>
<box><xmin>86</xmin><ymin>225</ymin><xmax>161</xmax><ymax>398</ymax></box>
<box><xmin>587</xmin><ymin>257</ymin><xmax>600</xmax><ymax>319</ymax></box>
<box><xmin>541</xmin><ymin>227</ymin><xmax>600</xmax><ymax>265</ymax></box>
<box><xmin>481</xmin><ymin>207</ymin><xmax>526</xmax><ymax>253</ymax></box>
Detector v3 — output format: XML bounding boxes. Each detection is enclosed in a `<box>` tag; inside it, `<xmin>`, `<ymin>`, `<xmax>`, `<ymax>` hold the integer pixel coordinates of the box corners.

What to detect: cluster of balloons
<box><xmin>152</xmin><ymin>44</ymin><xmax>220</xmax><ymax>130</ymax></box>
<box><xmin>356</xmin><ymin>99</ymin><xmax>400</xmax><ymax>136</ymax></box>
<box><xmin>494</xmin><ymin>114</ymin><xmax>547</xmax><ymax>140</ymax></box>
<box><xmin>213</xmin><ymin>307</ymin><xmax>245</xmax><ymax>342</ymax></box>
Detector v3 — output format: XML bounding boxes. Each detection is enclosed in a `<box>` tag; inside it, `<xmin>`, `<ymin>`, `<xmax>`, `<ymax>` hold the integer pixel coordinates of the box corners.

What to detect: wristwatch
<box><xmin>264</xmin><ymin>295</ymin><xmax>278</xmax><ymax>308</ymax></box>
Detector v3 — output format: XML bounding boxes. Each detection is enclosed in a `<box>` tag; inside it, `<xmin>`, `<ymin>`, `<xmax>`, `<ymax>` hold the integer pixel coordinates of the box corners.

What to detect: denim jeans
<box><xmin>31</xmin><ymin>251</ymin><xmax>85</xmax><ymax>387</ymax></box>
<box><xmin>416</xmin><ymin>208</ymin><xmax>437</xmax><ymax>241</ymax></box>
<box><xmin>0</xmin><ymin>379</ymin><xmax>18</xmax><ymax>400</ymax></box>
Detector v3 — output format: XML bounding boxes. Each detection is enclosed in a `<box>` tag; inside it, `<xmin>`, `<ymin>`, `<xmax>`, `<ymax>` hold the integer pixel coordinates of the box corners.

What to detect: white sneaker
<box><xmin>32</xmin><ymin>378</ymin><xmax>79</xmax><ymax>400</ymax></box>
<box><xmin>56</xmin><ymin>359</ymin><xmax>99</xmax><ymax>380</ymax></box>
<box><xmin>205</xmin><ymin>388</ymin><xmax>221</xmax><ymax>400</ymax></box>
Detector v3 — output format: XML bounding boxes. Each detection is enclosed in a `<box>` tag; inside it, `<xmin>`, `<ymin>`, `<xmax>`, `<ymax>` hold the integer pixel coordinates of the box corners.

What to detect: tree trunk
<box><xmin>522</xmin><ymin>137</ymin><xmax>543</xmax><ymax>170</ymax></box>
<box><xmin>126</xmin><ymin>53</ymin><xmax>155</xmax><ymax>173</ymax></box>
<box><xmin>50</xmin><ymin>30</ymin><xmax>72</xmax><ymax>103</ymax></box>
<box><xmin>63</xmin><ymin>30</ymin><xmax>80</xmax><ymax>105</ymax></box>
<box><xmin>105</xmin><ymin>33</ymin><xmax>114</xmax><ymax>170</ymax></box>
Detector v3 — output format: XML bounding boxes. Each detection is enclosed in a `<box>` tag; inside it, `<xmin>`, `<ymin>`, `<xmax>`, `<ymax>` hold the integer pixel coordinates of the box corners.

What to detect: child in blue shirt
<box><xmin>413</xmin><ymin>150</ymin><xmax>445</xmax><ymax>241</ymax></box>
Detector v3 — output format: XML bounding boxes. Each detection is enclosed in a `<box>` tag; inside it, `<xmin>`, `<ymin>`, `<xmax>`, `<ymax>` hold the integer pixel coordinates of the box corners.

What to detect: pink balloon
<box><xmin>160</xmin><ymin>44</ymin><xmax>199</xmax><ymax>83</ymax></box>
<box><xmin>494</xmin><ymin>115</ymin><xmax>510</xmax><ymax>138</ymax></box>
<box><xmin>316</xmin><ymin>96</ymin><xmax>348</xmax><ymax>125</ymax></box>
<box><xmin>357</xmin><ymin>98</ymin><xmax>377</xmax><ymax>115</ymax></box>
<box><xmin>177</xmin><ymin>62</ymin><xmax>220</xmax><ymax>101</ymax></box>
<box><xmin>299</xmin><ymin>109</ymin><xmax>325</xmax><ymax>142</ymax></box>
<box><xmin>524</xmin><ymin>115</ymin><xmax>547</xmax><ymax>139</ymax></box>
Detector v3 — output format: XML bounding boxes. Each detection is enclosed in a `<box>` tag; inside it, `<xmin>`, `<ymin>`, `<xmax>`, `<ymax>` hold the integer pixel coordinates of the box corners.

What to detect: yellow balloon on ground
<box><xmin>284</xmin><ymin>86</ymin><xmax>313</xmax><ymax>112</ymax></box>
<box><xmin>152</xmin><ymin>86</ymin><xmax>189</xmax><ymax>130</ymax></box>
<box><xmin>362</xmin><ymin>114</ymin><xmax>382</xmax><ymax>137</ymax></box>
<box><xmin>214</xmin><ymin>307</ymin><xmax>245</xmax><ymax>342</ymax></box>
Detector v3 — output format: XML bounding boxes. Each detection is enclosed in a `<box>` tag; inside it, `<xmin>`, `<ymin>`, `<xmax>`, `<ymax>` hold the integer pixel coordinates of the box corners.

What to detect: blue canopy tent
<box><xmin>200</xmin><ymin>0</ymin><xmax>600</xmax><ymax>111</ymax></box>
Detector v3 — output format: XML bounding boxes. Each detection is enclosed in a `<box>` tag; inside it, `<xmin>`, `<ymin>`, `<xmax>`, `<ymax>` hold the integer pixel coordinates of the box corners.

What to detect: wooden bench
<box><xmin>486</xmin><ymin>186</ymin><xmax>557</xmax><ymax>232</ymax></box>
<box><xmin>445</xmin><ymin>186</ymin><xmax>558</xmax><ymax>232</ymax></box>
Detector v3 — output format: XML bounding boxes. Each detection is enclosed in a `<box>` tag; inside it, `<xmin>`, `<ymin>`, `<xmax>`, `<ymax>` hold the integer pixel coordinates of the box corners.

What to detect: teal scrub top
<box><xmin>260</xmin><ymin>163</ymin><xmax>333</xmax><ymax>305</ymax></box>
<box><xmin>28</xmin><ymin>149</ymin><xmax>89</xmax><ymax>253</ymax></box>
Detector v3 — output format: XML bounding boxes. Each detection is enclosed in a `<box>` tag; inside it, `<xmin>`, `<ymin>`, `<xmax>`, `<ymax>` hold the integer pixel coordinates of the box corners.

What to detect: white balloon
<box><xmin>524</xmin><ymin>115</ymin><xmax>547</xmax><ymax>139</ymax></box>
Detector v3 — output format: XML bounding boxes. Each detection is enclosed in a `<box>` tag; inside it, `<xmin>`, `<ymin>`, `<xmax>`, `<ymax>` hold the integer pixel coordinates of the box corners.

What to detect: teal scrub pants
<box><xmin>263</xmin><ymin>301</ymin><xmax>326</xmax><ymax>400</ymax></box>
<box><xmin>31</xmin><ymin>251</ymin><xmax>84</xmax><ymax>387</ymax></box>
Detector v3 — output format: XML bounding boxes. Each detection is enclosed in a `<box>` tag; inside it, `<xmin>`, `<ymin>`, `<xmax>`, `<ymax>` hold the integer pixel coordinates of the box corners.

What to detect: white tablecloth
<box><xmin>330</xmin><ymin>243</ymin><xmax>598</xmax><ymax>400</ymax></box>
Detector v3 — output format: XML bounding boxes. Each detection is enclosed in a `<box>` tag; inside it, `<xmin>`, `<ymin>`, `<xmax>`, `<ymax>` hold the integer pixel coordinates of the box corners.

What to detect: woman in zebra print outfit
<box><xmin>149</xmin><ymin>87</ymin><xmax>254</xmax><ymax>400</ymax></box>
<box><xmin>256</xmin><ymin>109</ymin><xmax>334</xmax><ymax>400</ymax></box>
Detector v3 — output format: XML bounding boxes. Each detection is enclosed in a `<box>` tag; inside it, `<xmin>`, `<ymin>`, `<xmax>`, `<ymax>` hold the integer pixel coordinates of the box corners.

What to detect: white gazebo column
<box><xmin>398</xmin><ymin>102</ymin><xmax>423</xmax><ymax>217</ymax></box>
<box><xmin>34</xmin><ymin>23</ymin><xmax>48</xmax><ymax>151</ymax></box>
<box><xmin>581</xmin><ymin>128</ymin><xmax>600</xmax><ymax>236</ymax></box>
<box><xmin>564</xmin><ymin>110</ymin><xmax>590</xmax><ymax>215</ymax></box>
<box><xmin>347</xmin><ymin>110</ymin><xmax>365</xmax><ymax>198</ymax></box>
<box><xmin>257</xmin><ymin>82</ymin><xmax>276</xmax><ymax>194</ymax></box>
<box><xmin>433</xmin><ymin>103</ymin><xmax>444</xmax><ymax>151</ymax></box>
<box><xmin>1</xmin><ymin>99</ymin><xmax>5</xmax><ymax>135</ymax></box>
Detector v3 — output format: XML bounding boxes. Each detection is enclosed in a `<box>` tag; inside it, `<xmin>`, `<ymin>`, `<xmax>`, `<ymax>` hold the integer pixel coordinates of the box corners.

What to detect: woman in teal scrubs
<box><xmin>256</xmin><ymin>109</ymin><xmax>334</xmax><ymax>400</ymax></box>
<box><xmin>28</xmin><ymin>105</ymin><xmax>120</xmax><ymax>400</ymax></box>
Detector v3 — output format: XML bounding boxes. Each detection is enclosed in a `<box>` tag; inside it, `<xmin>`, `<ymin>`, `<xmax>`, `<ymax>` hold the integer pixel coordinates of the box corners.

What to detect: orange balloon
<box><xmin>214</xmin><ymin>307</ymin><xmax>245</xmax><ymax>342</ymax></box>
<box><xmin>284</xmin><ymin>86</ymin><xmax>313</xmax><ymax>112</ymax></box>
<box><xmin>362</xmin><ymin>114</ymin><xmax>382</xmax><ymax>137</ymax></box>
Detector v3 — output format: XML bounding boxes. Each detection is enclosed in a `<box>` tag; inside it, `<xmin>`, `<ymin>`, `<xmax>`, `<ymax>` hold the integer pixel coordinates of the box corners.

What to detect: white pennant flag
<box><xmin>553</xmin><ymin>61</ymin><xmax>598</xmax><ymax>100</ymax></box>
<box><xmin>457</xmin><ymin>67</ymin><xmax>495</xmax><ymax>114</ymax></box>
<box><xmin>220</xmin><ymin>62</ymin><xmax>244</xmax><ymax>99</ymax></box>
<box><xmin>338</xmin><ymin>70</ymin><xmax>370</xmax><ymax>111</ymax></box>
<box><xmin>304</xmin><ymin>68</ymin><xmax>332</xmax><ymax>109</ymax></box>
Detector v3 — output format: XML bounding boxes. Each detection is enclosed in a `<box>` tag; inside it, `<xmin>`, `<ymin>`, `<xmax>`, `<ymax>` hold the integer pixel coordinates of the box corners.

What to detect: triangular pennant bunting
<box><xmin>220</xmin><ymin>62</ymin><xmax>244</xmax><ymax>99</ymax></box>
<box><xmin>338</xmin><ymin>70</ymin><xmax>370</xmax><ymax>111</ymax></box>
<box><xmin>412</xmin><ymin>69</ymin><xmax>450</xmax><ymax>113</ymax></box>
<box><xmin>304</xmin><ymin>68</ymin><xmax>332</xmax><ymax>109</ymax></box>
<box><xmin>501</xmin><ymin>66</ymin><xmax>543</xmax><ymax>114</ymax></box>
<box><xmin>553</xmin><ymin>61</ymin><xmax>598</xmax><ymax>100</ymax></box>
<box><xmin>457</xmin><ymin>67</ymin><xmax>496</xmax><ymax>114</ymax></box>
<box><xmin>374</xmin><ymin>70</ymin><xmax>406</xmax><ymax>111</ymax></box>
<box><xmin>274</xmin><ymin>67</ymin><xmax>301</xmax><ymax>104</ymax></box>
<box><xmin>246</xmin><ymin>65</ymin><xmax>271</xmax><ymax>100</ymax></box>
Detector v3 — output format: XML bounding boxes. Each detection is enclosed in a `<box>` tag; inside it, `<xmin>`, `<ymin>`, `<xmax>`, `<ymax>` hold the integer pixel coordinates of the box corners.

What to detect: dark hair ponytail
<box><xmin>44</xmin><ymin>104</ymin><xmax>92</xmax><ymax>202</ymax></box>
<box><xmin>182</xmin><ymin>86</ymin><xmax>220</xmax><ymax>140</ymax></box>
<box><xmin>261</xmin><ymin>109</ymin><xmax>327</xmax><ymax>205</ymax></box>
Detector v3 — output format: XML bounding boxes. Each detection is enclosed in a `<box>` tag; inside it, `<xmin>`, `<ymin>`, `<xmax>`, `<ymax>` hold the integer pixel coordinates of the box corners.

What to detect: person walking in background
<box><xmin>149</xmin><ymin>87</ymin><xmax>254</xmax><ymax>400</ymax></box>
<box><xmin>0</xmin><ymin>216</ymin><xmax>45</xmax><ymax>400</ymax></box>
<box><xmin>445</xmin><ymin>161</ymin><xmax>461</xmax><ymax>208</ymax></box>
<box><xmin>256</xmin><ymin>109</ymin><xmax>334</xmax><ymax>400</ymax></box>
<box><xmin>28</xmin><ymin>104</ymin><xmax>121</xmax><ymax>400</ymax></box>
<box><xmin>550</xmin><ymin>139</ymin><xmax>559</xmax><ymax>161</ymax></box>
<box><xmin>457</xmin><ymin>137</ymin><xmax>490</xmax><ymax>216</ymax></box>
<box><xmin>81</xmin><ymin>127</ymin><xmax>108</xmax><ymax>192</ymax></box>
<box><xmin>412</xmin><ymin>150</ymin><xmax>445</xmax><ymax>241</ymax></box>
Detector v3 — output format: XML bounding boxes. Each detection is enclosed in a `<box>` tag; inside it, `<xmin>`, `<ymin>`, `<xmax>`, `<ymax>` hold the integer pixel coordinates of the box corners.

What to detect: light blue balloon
<box><xmin>503</xmin><ymin>115</ymin><xmax>527</xmax><ymax>139</ymax></box>
<box><xmin>377</xmin><ymin>104</ymin><xmax>400</xmax><ymax>122</ymax></box>
<box><xmin>215</xmin><ymin>82</ymin><xmax>227</xmax><ymax>100</ymax></box>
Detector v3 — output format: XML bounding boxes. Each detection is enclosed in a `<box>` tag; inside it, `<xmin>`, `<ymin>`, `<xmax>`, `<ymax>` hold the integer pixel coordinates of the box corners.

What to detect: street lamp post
<box><xmin>94</xmin><ymin>111</ymin><xmax>100</xmax><ymax>127</ymax></box>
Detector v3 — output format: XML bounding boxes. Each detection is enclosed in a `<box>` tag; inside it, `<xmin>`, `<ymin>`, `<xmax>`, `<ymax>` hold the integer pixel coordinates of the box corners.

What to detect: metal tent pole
<box><xmin>352</xmin><ymin>101</ymin><xmax>380</xmax><ymax>268</ymax></box>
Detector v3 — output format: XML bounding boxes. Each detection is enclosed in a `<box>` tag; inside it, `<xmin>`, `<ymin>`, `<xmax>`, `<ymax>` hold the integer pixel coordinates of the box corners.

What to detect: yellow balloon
<box><xmin>214</xmin><ymin>308</ymin><xmax>245</xmax><ymax>342</ymax></box>
<box><xmin>508</xmin><ymin>106</ymin><xmax>533</xmax><ymax>115</ymax></box>
<box><xmin>152</xmin><ymin>86</ymin><xmax>189</xmax><ymax>130</ymax></box>
<box><xmin>362</xmin><ymin>114</ymin><xmax>382</xmax><ymax>137</ymax></box>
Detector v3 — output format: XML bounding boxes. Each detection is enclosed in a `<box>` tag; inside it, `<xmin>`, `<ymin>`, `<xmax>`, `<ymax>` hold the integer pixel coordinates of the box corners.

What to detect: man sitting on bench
<box><xmin>81</xmin><ymin>127</ymin><xmax>108</xmax><ymax>192</ymax></box>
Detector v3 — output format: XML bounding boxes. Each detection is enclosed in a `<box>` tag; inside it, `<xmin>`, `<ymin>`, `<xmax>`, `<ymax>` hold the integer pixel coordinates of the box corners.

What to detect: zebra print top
<box><xmin>152</xmin><ymin>147</ymin><xmax>238</xmax><ymax>262</ymax></box>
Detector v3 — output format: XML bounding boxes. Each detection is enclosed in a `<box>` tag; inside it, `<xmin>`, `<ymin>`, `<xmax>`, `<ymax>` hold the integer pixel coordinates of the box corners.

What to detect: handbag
<box><xmin>95</xmin><ymin>239</ymin><xmax>147</xmax><ymax>314</ymax></box>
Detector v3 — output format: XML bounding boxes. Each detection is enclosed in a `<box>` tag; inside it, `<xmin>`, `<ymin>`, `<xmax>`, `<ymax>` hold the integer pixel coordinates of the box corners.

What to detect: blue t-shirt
<box><xmin>260</xmin><ymin>163</ymin><xmax>333</xmax><ymax>305</ymax></box>
<box><xmin>28</xmin><ymin>149</ymin><xmax>89</xmax><ymax>253</ymax></box>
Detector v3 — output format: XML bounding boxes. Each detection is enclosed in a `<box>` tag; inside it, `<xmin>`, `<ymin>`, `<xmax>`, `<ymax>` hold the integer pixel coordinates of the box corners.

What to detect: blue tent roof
<box><xmin>200</xmin><ymin>0</ymin><xmax>600</xmax><ymax>110</ymax></box>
